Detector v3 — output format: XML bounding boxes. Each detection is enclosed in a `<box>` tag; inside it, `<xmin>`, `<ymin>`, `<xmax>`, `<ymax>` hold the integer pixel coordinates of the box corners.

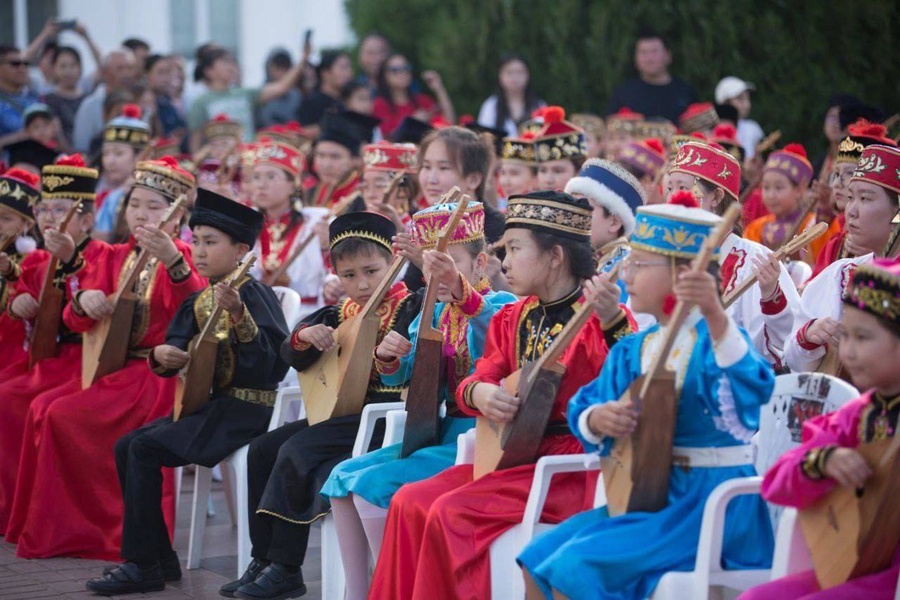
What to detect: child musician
<box><xmin>220</xmin><ymin>212</ymin><xmax>422</xmax><ymax>600</ymax></box>
<box><xmin>520</xmin><ymin>202</ymin><xmax>775</xmax><ymax>599</ymax></box>
<box><xmin>5</xmin><ymin>157</ymin><xmax>204</xmax><ymax>560</ymax></box>
<box><xmin>666</xmin><ymin>140</ymin><xmax>801</xmax><ymax>367</ymax></box>
<box><xmin>369</xmin><ymin>191</ymin><xmax>635</xmax><ymax>600</ymax></box>
<box><xmin>86</xmin><ymin>189</ymin><xmax>290</xmax><ymax>595</ymax></box>
<box><xmin>739</xmin><ymin>258</ymin><xmax>900</xmax><ymax>600</ymax></box>
<box><xmin>0</xmin><ymin>155</ymin><xmax>103</xmax><ymax>534</ymax></box>
<box><xmin>321</xmin><ymin>201</ymin><xmax>516</xmax><ymax>599</ymax></box>
<box><xmin>246</xmin><ymin>138</ymin><xmax>328</xmax><ymax>321</ymax></box>
<box><xmin>784</xmin><ymin>145</ymin><xmax>900</xmax><ymax>374</ymax></box>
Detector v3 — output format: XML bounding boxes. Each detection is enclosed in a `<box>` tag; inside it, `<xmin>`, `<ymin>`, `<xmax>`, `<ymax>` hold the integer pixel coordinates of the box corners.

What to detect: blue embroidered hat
<box><xmin>630</xmin><ymin>204</ymin><xmax>722</xmax><ymax>259</ymax></box>
<box><xmin>564</xmin><ymin>158</ymin><xmax>646</xmax><ymax>237</ymax></box>
<box><xmin>103</xmin><ymin>104</ymin><xmax>150</xmax><ymax>148</ymax></box>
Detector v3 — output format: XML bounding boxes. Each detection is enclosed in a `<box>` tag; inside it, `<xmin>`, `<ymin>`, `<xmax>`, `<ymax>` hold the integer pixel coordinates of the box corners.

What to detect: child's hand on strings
<box><xmin>823</xmin><ymin>447</ymin><xmax>872</xmax><ymax>489</ymax></box>
<box><xmin>588</xmin><ymin>397</ymin><xmax>638</xmax><ymax>439</ymax></box>
<box><xmin>375</xmin><ymin>331</ymin><xmax>413</xmax><ymax>362</ymax></box>
<box><xmin>583</xmin><ymin>272</ymin><xmax>621</xmax><ymax>324</ymax></box>
<box><xmin>392</xmin><ymin>232</ymin><xmax>423</xmax><ymax>269</ymax></box>
<box><xmin>153</xmin><ymin>344</ymin><xmax>190</xmax><ymax>370</ymax></box>
<box><xmin>298</xmin><ymin>324</ymin><xmax>336</xmax><ymax>352</ymax></box>
<box><xmin>472</xmin><ymin>383</ymin><xmax>521</xmax><ymax>423</ymax></box>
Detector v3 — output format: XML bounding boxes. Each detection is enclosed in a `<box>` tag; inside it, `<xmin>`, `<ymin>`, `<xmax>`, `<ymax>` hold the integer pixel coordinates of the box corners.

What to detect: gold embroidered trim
<box><xmin>233</xmin><ymin>307</ymin><xmax>258</xmax><ymax>343</ymax></box>
<box><xmin>255</xmin><ymin>507</ymin><xmax>331</xmax><ymax>525</ymax></box>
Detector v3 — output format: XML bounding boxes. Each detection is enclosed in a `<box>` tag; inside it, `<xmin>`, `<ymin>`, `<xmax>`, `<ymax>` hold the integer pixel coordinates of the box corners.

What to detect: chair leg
<box><xmin>321</xmin><ymin>514</ymin><xmax>346</xmax><ymax>600</ymax></box>
<box><xmin>220</xmin><ymin>460</ymin><xmax>239</xmax><ymax>526</ymax></box>
<box><xmin>186</xmin><ymin>466</ymin><xmax>213</xmax><ymax>569</ymax></box>
<box><xmin>229</xmin><ymin>449</ymin><xmax>253</xmax><ymax>578</ymax></box>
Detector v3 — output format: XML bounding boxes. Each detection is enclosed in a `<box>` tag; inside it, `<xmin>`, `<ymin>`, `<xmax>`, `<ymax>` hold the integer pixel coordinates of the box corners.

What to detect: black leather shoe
<box><xmin>235</xmin><ymin>563</ymin><xmax>306</xmax><ymax>600</ymax></box>
<box><xmin>102</xmin><ymin>551</ymin><xmax>182</xmax><ymax>582</ymax></box>
<box><xmin>85</xmin><ymin>562</ymin><xmax>165</xmax><ymax>595</ymax></box>
<box><xmin>220</xmin><ymin>558</ymin><xmax>269</xmax><ymax>598</ymax></box>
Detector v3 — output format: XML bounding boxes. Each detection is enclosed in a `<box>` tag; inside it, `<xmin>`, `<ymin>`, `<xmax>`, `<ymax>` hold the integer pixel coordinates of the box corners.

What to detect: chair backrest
<box><xmin>757</xmin><ymin>372</ymin><xmax>859</xmax><ymax>475</ymax></box>
<box><xmin>758</xmin><ymin>372</ymin><xmax>858</xmax><ymax>527</ymax></box>
<box><xmin>270</xmin><ymin>385</ymin><xmax>303</xmax><ymax>431</ymax></box>
<box><xmin>272</xmin><ymin>286</ymin><xmax>303</xmax><ymax>330</ymax></box>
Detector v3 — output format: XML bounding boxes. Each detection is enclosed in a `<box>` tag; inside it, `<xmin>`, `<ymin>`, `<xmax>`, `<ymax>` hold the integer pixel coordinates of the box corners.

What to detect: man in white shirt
<box><xmin>715</xmin><ymin>76</ymin><xmax>764</xmax><ymax>159</ymax></box>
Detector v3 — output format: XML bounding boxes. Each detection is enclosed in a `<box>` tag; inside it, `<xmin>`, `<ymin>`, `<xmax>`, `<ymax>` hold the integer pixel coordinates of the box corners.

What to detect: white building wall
<box><xmin>45</xmin><ymin>0</ymin><xmax>352</xmax><ymax>86</ymax></box>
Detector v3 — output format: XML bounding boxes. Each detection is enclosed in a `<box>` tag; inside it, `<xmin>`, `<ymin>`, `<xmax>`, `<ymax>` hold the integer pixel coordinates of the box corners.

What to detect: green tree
<box><xmin>345</xmin><ymin>0</ymin><xmax>898</xmax><ymax>155</ymax></box>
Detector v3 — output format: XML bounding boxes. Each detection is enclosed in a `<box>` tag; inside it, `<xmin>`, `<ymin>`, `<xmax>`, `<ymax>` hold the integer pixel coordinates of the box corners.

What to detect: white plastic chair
<box><xmin>481</xmin><ymin>372</ymin><xmax>858</xmax><ymax>599</ymax></box>
<box><xmin>185</xmin><ymin>386</ymin><xmax>302</xmax><ymax>572</ymax></box>
<box><xmin>321</xmin><ymin>402</ymin><xmax>406</xmax><ymax>600</ymax></box>
<box><xmin>271</xmin><ymin>286</ymin><xmax>302</xmax><ymax>330</ymax></box>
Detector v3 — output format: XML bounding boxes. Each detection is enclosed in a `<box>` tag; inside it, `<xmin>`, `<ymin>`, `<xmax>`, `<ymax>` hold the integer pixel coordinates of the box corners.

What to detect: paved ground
<box><xmin>0</xmin><ymin>471</ymin><xmax>323</xmax><ymax>599</ymax></box>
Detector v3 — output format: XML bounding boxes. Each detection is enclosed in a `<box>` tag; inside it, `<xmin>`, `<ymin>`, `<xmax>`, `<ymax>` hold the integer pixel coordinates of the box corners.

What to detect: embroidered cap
<box><xmin>189</xmin><ymin>187</ymin><xmax>263</xmax><ymax>246</ymax></box>
<box><xmin>531</xmin><ymin>107</ymin><xmax>587</xmax><ymax>163</ymax></box>
<box><xmin>410</xmin><ymin>201</ymin><xmax>485</xmax><ymax>250</ymax></box>
<box><xmin>505</xmin><ymin>190</ymin><xmax>592</xmax><ymax>241</ymax></box>
<box><xmin>41</xmin><ymin>154</ymin><xmax>98</xmax><ymax>202</ymax></box>
<box><xmin>638</xmin><ymin>120</ymin><xmax>677</xmax><ymax>145</ymax></box>
<box><xmin>0</xmin><ymin>168</ymin><xmax>40</xmax><ymax>222</ymax></box>
<box><xmin>678</xmin><ymin>102</ymin><xmax>719</xmax><ymax>134</ymax></box>
<box><xmin>630</xmin><ymin>203</ymin><xmax>722</xmax><ymax>259</ymax></box>
<box><xmin>836</xmin><ymin>120</ymin><xmax>898</xmax><ymax>166</ymax></box>
<box><xmin>362</xmin><ymin>142</ymin><xmax>418</xmax><ymax>173</ymax></box>
<box><xmin>328</xmin><ymin>211</ymin><xmax>396</xmax><ymax>254</ymax></box>
<box><xmin>565</xmin><ymin>159</ymin><xmax>645</xmax><ymax>237</ymax></box>
<box><xmin>103</xmin><ymin>104</ymin><xmax>151</xmax><ymax>149</ymax></box>
<box><xmin>851</xmin><ymin>144</ymin><xmax>900</xmax><ymax>197</ymax></box>
<box><xmin>670</xmin><ymin>141</ymin><xmax>741</xmax><ymax>202</ymax></box>
<box><xmin>246</xmin><ymin>139</ymin><xmax>305</xmax><ymax>180</ymax></box>
<box><xmin>764</xmin><ymin>143</ymin><xmax>814</xmax><ymax>186</ymax></box>
<box><xmin>203</xmin><ymin>113</ymin><xmax>242</xmax><ymax>142</ymax></box>
<box><xmin>843</xmin><ymin>258</ymin><xmax>900</xmax><ymax>333</ymax></box>
<box><xmin>617</xmin><ymin>138</ymin><xmax>667</xmax><ymax>180</ymax></box>
<box><xmin>133</xmin><ymin>156</ymin><xmax>196</xmax><ymax>203</ymax></box>
<box><xmin>606</xmin><ymin>108</ymin><xmax>644</xmax><ymax>136</ymax></box>
<box><xmin>500</xmin><ymin>132</ymin><xmax>537</xmax><ymax>165</ymax></box>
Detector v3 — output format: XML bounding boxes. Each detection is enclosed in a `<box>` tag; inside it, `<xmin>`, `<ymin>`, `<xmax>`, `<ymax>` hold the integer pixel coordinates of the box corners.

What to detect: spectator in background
<box><xmin>44</xmin><ymin>46</ymin><xmax>89</xmax><ymax>147</ymax></box>
<box><xmin>145</xmin><ymin>54</ymin><xmax>186</xmax><ymax>138</ymax></box>
<box><xmin>356</xmin><ymin>32</ymin><xmax>391</xmax><ymax>93</ymax></box>
<box><xmin>341</xmin><ymin>80</ymin><xmax>381</xmax><ymax>140</ymax></box>
<box><xmin>605</xmin><ymin>29</ymin><xmax>696</xmax><ymax>123</ymax></box>
<box><xmin>72</xmin><ymin>47</ymin><xmax>138</xmax><ymax>152</ymax></box>
<box><xmin>24</xmin><ymin>19</ymin><xmax>102</xmax><ymax>96</ymax></box>
<box><xmin>122</xmin><ymin>37</ymin><xmax>150</xmax><ymax>72</ymax></box>
<box><xmin>0</xmin><ymin>45</ymin><xmax>40</xmax><ymax>141</ymax></box>
<box><xmin>258</xmin><ymin>47</ymin><xmax>303</xmax><ymax>128</ymax></box>
<box><xmin>715</xmin><ymin>76</ymin><xmax>764</xmax><ymax>158</ymax></box>
<box><xmin>188</xmin><ymin>46</ymin><xmax>305</xmax><ymax>151</ymax></box>
<box><xmin>296</xmin><ymin>50</ymin><xmax>354</xmax><ymax>130</ymax></box>
<box><xmin>373</xmin><ymin>52</ymin><xmax>455</xmax><ymax>138</ymax></box>
<box><xmin>477</xmin><ymin>53</ymin><xmax>545</xmax><ymax>137</ymax></box>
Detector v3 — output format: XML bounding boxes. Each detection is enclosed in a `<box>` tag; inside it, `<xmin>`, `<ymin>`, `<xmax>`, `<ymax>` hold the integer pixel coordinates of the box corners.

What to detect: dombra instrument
<box><xmin>173</xmin><ymin>254</ymin><xmax>256</xmax><ymax>421</ymax></box>
<box><xmin>29</xmin><ymin>200</ymin><xmax>83</xmax><ymax>367</ymax></box>
<box><xmin>81</xmin><ymin>196</ymin><xmax>185</xmax><ymax>388</ymax></box>
<box><xmin>600</xmin><ymin>204</ymin><xmax>740</xmax><ymax>515</ymax></box>
<box><xmin>799</xmin><ymin>432</ymin><xmax>900</xmax><ymax>589</ymax></box>
<box><xmin>297</xmin><ymin>219</ymin><xmax>413</xmax><ymax>425</ymax></box>
<box><xmin>400</xmin><ymin>191</ymin><xmax>467</xmax><ymax>458</ymax></box>
<box><xmin>473</xmin><ymin>247</ymin><xmax>623</xmax><ymax>479</ymax></box>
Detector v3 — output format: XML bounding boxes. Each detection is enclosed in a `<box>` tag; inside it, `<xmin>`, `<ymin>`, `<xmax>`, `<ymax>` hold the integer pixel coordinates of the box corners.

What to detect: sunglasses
<box><xmin>387</xmin><ymin>65</ymin><xmax>412</xmax><ymax>74</ymax></box>
<box><xmin>2</xmin><ymin>59</ymin><xmax>29</xmax><ymax>68</ymax></box>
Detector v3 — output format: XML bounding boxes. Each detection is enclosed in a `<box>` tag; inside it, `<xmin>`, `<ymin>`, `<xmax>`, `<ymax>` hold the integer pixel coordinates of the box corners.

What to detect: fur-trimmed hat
<box><xmin>564</xmin><ymin>159</ymin><xmax>645</xmax><ymax>237</ymax></box>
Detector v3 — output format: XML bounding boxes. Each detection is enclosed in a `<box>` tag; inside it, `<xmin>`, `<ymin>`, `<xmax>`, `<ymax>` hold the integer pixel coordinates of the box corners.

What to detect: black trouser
<box><xmin>246</xmin><ymin>415</ymin><xmax>384</xmax><ymax>567</ymax></box>
<box><xmin>115</xmin><ymin>427</ymin><xmax>189</xmax><ymax>564</ymax></box>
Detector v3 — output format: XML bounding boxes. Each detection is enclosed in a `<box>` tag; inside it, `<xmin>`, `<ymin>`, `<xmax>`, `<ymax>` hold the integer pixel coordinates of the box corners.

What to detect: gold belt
<box><xmin>225</xmin><ymin>387</ymin><xmax>278</xmax><ymax>407</ymax></box>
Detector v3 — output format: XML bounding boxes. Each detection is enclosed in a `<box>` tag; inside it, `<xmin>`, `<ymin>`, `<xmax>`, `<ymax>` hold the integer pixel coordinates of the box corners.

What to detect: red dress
<box><xmin>5</xmin><ymin>238</ymin><xmax>204</xmax><ymax>560</ymax></box>
<box><xmin>369</xmin><ymin>292</ymin><xmax>628</xmax><ymax>600</ymax></box>
<box><xmin>0</xmin><ymin>239</ymin><xmax>108</xmax><ymax>533</ymax></box>
<box><xmin>307</xmin><ymin>171</ymin><xmax>360</xmax><ymax>209</ymax></box>
<box><xmin>0</xmin><ymin>248</ymin><xmax>33</xmax><ymax>375</ymax></box>
<box><xmin>373</xmin><ymin>93</ymin><xmax>438</xmax><ymax>138</ymax></box>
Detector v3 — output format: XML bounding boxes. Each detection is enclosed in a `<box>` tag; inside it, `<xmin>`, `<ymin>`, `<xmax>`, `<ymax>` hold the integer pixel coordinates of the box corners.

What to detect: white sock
<box><xmin>331</xmin><ymin>496</ymin><xmax>371</xmax><ymax>600</ymax></box>
<box><xmin>353</xmin><ymin>494</ymin><xmax>388</xmax><ymax>560</ymax></box>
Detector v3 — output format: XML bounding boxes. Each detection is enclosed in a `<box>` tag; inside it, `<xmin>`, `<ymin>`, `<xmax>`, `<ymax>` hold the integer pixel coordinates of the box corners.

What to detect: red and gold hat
<box><xmin>410</xmin><ymin>201</ymin><xmax>485</xmax><ymax>250</ymax></box>
<box><xmin>133</xmin><ymin>156</ymin><xmax>196</xmax><ymax>203</ymax></box>
<box><xmin>668</xmin><ymin>132</ymin><xmax>705</xmax><ymax>160</ymax></box>
<box><xmin>618</xmin><ymin>138</ymin><xmax>666</xmax><ymax>178</ymax></box>
<box><xmin>501</xmin><ymin>131</ymin><xmax>537</xmax><ymax>165</ymax></box>
<box><xmin>0</xmin><ymin>167</ymin><xmax>39</xmax><ymax>222</ymax></box>
<box><xmin>362</xmin><ymin>142</ymin><xmax>418</xmax><ymax>173</ymax></box>
<box><xmin>670</xmin><ymin>141</ymin><xmax>741</xmax><ymax>201</ymax></box>
<box><xmin>531</xmin><ymin>106</ymin><xmax>587</xmax><ymax>162</ymax></box>
<box><xmin>570</xmin><ymin>113</ymin><xmax>605</xmax><ymax>137</ymax></box>
<box><xmin>203</xmin><ymin>113</ymin><xmax>242</xmax><ymax>141</ymax></box>
<box><xmin>256</xmin><ymin>121</ymin><xmax>316</xmax><ymax>152</ymax></box>
<box><xmin>638</xmin><ymin>120</ymin><xmax>677</xmax><ymax>144</ymax></box>
<box><xmin>606</xmin><ymin>108</ymin><xmax>644</xmax><ymax>135</ymax></box>
<box><xmin>245</xmin><ymin>140</ymin><xmax>305</xmax><ymax>180</ymax></box>
<box><xmin>852</xmin><ymin>144</ymin><xmax>900</xmax><ymax>196</ymax></box>
<box><xmin>764</xmin><ymin>143</ymin><xmax>813</xmax><ymax>186</ymax></box>
<box><xmin>148</xmin><ymin>137</ymin><xmax>180</xmax><ymax>160</ymax></box>
<box><xmin>710</xmin><ymin>124</ymin><xmax>744</xmax><ymax>162</ymax></box>
<box><xmin>678</xmin><ymin>103</ymin><xmax>719</xmax><ymax>134</ymax></box>
<box><xmin>837</xmin><ymin>120</ymin><xmax>898</xmax><ymax>166</ymax></box>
